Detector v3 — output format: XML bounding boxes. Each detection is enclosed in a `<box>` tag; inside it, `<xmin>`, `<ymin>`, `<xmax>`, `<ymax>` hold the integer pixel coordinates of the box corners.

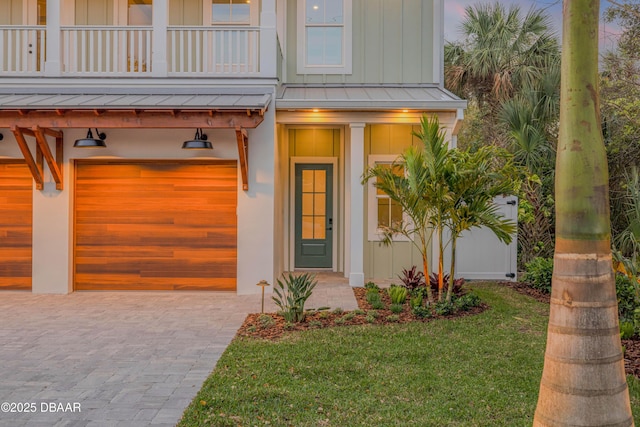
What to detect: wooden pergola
<box><xmin>2</xmin><ymin>107</ymin><xmax>264</xmax><ymax>191</ymax></box>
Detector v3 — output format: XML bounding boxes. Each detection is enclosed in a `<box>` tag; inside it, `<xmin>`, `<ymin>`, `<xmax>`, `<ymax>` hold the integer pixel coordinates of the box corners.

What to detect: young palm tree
<box><xmin>362</xmin><ymin>116</ymin><xmax>450</xmax><ymax>303</ymax></box>
<box><xmin>444</xmin><ymin>147</ymin><xmax>517</xmax><ymax>302</ymax></box>
<box><xmin>533</xmin><ymin>0</ymin><xmax>633</xmax><ymax>425</ymax></box>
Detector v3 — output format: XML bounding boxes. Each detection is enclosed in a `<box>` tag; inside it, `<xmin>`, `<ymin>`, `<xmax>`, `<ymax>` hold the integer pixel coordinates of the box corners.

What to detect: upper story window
<box><xmin>128</xmin><ymin>0</ymin><xmax>152</xmax><ymax>26</ymax></box>
<box><xmin>212</xmin><ymin>0</ymin><xmax>252</xmax><ymax>24</ymax></box>
<box><xmin>297</xmin><ymin>0</ymin><xmax>352</xmax><ymax>74</ymax></box>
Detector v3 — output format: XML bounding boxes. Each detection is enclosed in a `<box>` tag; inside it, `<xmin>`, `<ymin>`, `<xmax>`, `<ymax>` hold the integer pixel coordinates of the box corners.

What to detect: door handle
<box><xmin>326</xmin><ymin>217</ymin><xmax>333</xmax><ymax>231</ymax></box>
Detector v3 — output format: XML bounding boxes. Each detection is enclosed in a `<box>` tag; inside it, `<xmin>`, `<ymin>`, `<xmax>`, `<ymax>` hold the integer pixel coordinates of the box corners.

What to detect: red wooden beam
<box><xmin>235</xmin><ymin>127</ymin><xmax>249</xmax><ymax>191</ymax></box>
<box><xmin>11</xmin><ymin>126</ymin><xmax>43</xmax><ymax>190</ymax></box>
<box><xmin>33</xmin><ymin>126</ymin><xmax>64</xmax><ymax>190</ymax></box>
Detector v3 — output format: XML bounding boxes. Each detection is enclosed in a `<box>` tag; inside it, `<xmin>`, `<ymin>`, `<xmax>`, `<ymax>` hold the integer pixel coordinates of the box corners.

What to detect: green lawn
<box><xmin>178</xmin><ymin>282</ymin><xmax>640</xmax><ymax>426</ymax></box>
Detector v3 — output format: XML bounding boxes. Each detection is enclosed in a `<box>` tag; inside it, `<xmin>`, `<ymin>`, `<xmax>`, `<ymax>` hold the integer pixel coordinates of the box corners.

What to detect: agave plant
<box><xmin>272</xmin><ymin>273</ymin><xmax>317</xmax><ymax>323</ymax></box>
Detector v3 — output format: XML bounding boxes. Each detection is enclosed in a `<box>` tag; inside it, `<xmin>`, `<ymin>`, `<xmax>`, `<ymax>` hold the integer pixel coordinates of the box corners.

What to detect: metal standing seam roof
<box><xmin>0</xmin><ymin>88</ymin><xmax>273</xmax><ymax>111</ymax></box>
<box><xmin>276</xmin><ymin>85</ymin><xmax>467</xmax><ymax>110</ymax></box>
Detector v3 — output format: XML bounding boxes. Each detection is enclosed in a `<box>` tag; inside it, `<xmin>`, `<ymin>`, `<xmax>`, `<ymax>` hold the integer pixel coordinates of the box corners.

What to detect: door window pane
<box><xmin>314</xmin><ymin>217</ymin><xmax>325</xmax><ymax>239</ymax></box>
<box><xmin>302</xmin><ymin>216</ymin><xmax>314</xmax><ymax>239</ymax></box>
<box><xmin>300</xmin><ymin>167</ymin><xmax>328</xmax><ymax>240</ymax></box>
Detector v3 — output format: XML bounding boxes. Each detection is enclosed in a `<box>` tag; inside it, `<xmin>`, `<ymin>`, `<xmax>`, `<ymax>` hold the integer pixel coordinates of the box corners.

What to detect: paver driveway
<box><xmin>0</xmin><ymin>276</ymin><xmax>357</xmax><ymax>427</ymax></box>
<box><xmin>0</xmin><ymin>291</ymin><xmax>259</xmax><ymax>427</ymax></box>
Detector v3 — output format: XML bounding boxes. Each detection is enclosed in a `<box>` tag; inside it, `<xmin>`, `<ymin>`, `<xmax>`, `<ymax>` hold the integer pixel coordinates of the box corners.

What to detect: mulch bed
<box><xmin>502</xmin><ymin>281</ymin><xmax>640</xmax><ymax>380</ymax></box>
<box><xmin>236</xmin><ymin>287</ymin><xmax>486</xmax><ymax>340</ymax></box>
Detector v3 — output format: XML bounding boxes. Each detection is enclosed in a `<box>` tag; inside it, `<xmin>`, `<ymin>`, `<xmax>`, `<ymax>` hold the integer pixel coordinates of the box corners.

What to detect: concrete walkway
<box><xmin>0</xmin><ymin>274</ymin><xmax>357</xmax><ymax>427</ymax></box>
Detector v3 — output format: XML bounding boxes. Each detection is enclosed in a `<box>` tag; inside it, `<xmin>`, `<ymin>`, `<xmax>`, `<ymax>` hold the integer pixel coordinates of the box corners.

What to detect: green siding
<box><xmin>0</xmin><ymin>0</ymin><xmax>22</xmax><ymax>25</ymax></box>
<box><xmin>289</xmin><ymin>129</ymin><xmax>340</xmax><ymax>157</ymax></box>
<box><xmin>75</xmin><ymin>0</ymin><xmax>114</xmax><ymax>25</ymax></box>
<box><xmin>285</xmin><ymin>0</ymin><xmax>435</xmax><ymax>84</ymax></box>
<box><xmin>364</xmin><ymin>124</ymin><xmax>430</xmax><ymax>280</ymax></box>
<box><xmin>169</xmin><ymin>0</ymin><xmax>202</xmax><ymax>25</ymax></box>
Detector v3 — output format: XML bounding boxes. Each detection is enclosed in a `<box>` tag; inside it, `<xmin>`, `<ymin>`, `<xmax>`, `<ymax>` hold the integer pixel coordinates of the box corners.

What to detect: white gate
<box><xmin>443</xmin><ymin>196</ymin><xmax>518</xmax><ymax>282</ymax></box>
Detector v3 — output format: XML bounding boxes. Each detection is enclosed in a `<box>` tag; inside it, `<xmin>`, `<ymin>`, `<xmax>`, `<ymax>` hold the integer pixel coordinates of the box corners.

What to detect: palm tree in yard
<box><xmin>445</xmin><ymin>2</ymin><xmax>559</xmax><ymax>147</ymax></box>
<box><xmin>444</xmin><ymin>147</ymin><xmax>517</xmax><ymax>302</ymax></box>
<box><xmin>533</xmin><ymin>0</ymin><xmax>633</xmax><ymax>425</ymax></box>
<box><xmin>362</xmin><ymin>116</ymin><xmax>450</xmax><ymax>303</ymax></box>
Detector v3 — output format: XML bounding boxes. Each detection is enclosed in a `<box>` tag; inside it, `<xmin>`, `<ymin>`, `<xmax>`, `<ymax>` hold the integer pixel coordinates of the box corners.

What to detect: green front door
<box><xmin>294</xmin><ymin>164</ymin><xmax>333</xmax><ymax>268</ymax></box>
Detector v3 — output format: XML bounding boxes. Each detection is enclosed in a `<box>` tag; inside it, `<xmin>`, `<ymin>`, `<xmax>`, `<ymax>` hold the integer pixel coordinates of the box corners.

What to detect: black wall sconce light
<box><xmin>74</xmin><ymin>128</ymin><xmax>107</xmax><ymax>148</ymax></box>
<box><xmin>182</xmin><ymin>128</ymin><xmax>212</xmax><ymax>150</ymax></box>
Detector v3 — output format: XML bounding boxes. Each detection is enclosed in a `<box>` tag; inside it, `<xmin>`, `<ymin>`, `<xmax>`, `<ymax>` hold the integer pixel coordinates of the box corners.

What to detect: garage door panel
<box><xmin>74</xmin><ymin>160</ymin><xmax>237</xmax><ymax>291</ymax></box>
<box><xmin>75</xmin><ymin>275</ymin><xmax>236</xmax><ymax>291</ymax></box>
<box><xmin>0</xmin><ymin>161</ymin><xmax>32</xmax><ymax>291</ymax></box>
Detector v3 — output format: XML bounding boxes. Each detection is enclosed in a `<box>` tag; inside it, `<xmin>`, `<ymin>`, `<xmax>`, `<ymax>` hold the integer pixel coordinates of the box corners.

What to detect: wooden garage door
<box><xmin>0</xmin><ymin>161</ymin><xmax>32</xmax><ymax>290</ymax></box>
<box><xmin>74</xmin><ymin>160</ymin><xmax>237</xmax><ymax>291</ymax></box>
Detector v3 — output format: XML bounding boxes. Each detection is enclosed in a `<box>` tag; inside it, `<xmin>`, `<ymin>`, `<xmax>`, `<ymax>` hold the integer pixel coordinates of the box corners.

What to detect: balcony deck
<box><xmin>0</xmin><ymin>25</ymin><xmax>263</xmax><ymax>78</ymax></box>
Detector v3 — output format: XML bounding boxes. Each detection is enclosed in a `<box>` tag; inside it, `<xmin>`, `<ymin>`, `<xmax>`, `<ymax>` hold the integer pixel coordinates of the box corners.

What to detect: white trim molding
<box><xmin>296</xmin><ymin>0</ymin><xmax>353</xmax><ymax>75</ymax></box>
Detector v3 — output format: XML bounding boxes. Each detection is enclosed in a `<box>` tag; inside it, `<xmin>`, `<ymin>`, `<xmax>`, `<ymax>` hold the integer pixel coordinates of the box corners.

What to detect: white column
<box><xmin>259</xmin><ymin>0</ymin><xmax>277</xmax><ymax>77</ymax></box>
<box><xmin>32</xmin><ymin>140</ymin><xmax>71</xmax><ymax>294</ymax></box>
<box><xmin>152</xmin><ymin>0</ymin><xmax>168</xmax><ymax>76</ymax></box>
<box><xmin>236</xmin><ymin>101</ymin><xmax>276</xmax><ymax>294</ymax></box>
<box><xmin>348</xmin><ymin>123</ymin><xmax>365</xmax><ymax>287</ymax></box>
<box><xmin>44</xmin><ymin>0</ymin><xmax>61</xmax><ymax>76</ymax></box>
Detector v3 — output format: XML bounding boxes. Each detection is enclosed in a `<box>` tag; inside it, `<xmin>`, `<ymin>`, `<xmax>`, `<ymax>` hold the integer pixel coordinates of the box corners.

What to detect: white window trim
<box><xmin>203</xmin><ymin>0</ymin><xmax>260</xmax><ymax>26</ymax></box>
<box><xmin>296</xmin><ymin>0</ymin><xmax>352</xmax><ymax>75</ymax></box>
<box><xmin>367</xmin><ymin>155</ymin><xmax>411</xmax><ymax>242</ymax></box>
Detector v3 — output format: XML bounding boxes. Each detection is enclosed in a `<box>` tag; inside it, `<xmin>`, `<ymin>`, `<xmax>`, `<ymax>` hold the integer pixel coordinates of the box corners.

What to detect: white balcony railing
<box><xmin>167</xmin><ymin>26</ymin><xmax>260</xmax><ymax>76</ymax></box>
<box><xmin>61</xmin><ymin>26</ymin><xmax>152</xmax><ymax>76</ymax></box>
<box><xmin>0</xmin><ymin>26</ymin><xmax>46</xmax><ymax>75</ymax></box>
<box><xmin>0</xmin><ymin>25</ymin><xmax>265</xmax><ymax>77</ymax></box>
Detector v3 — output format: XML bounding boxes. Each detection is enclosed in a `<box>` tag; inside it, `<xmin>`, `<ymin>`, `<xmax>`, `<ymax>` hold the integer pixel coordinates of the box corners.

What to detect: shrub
<box><xmin>366</xmin><ymin>292</ymin><xmax>382</xmax><ymax>305</ymax></box>
<box><xmin>522</xmin><ymin>257</ymin><xmax>554</xmax><ymax>294</ymax></box>
<box><xmin>283</xmin><ymin>322</ymin><xmax>295</xmax><ymax>330</ymax></box>
<box><xmin>258</xmin><ymin>314</ymin><xmax>276</xmax><ymax>329</ymax></box>
<box><xmin>454</xmin><ymin>293</ymin><xmax>481</xmax><ymax>311</ymax></box>
<box><xmin>616</xmin><ymin>274</ymin><xmax>640</xmax><ymax>324</ymax></box>
<box><xmin>428</xmin><ymin>273</ymin><xmax>466</xmax><ymax>297</ymax></box>
<box><xmin>365</xmin><ymin>314</ymin><xmax>377</xmax><ymax>323</ymax></box>
<box><xmin>332</xmin><ymin>307</ymin><xmax>344</xmax><ymax>315</ymax></box>
<box><xmin>353</xmin><ymin>309</ymin><xmax>366</xmax><ymax>315</ymax></box>
<box><xmin>412</xmin><ymin>306</ymin><xmax>432</xmax><ymax>319</ymax></box>
<box><xmin>272</xmin><ymin>272</ymin><xmax>317</xmax><ymax>323</ymax></box>
<box><xmin>342</xmin><ymin>312</ymin><xmax>356</xmax><ymax>321</ymax></box>
<box><xmin>318</xmin><ymin>311</ymin><xmax>330</xmax><ymax>319</ymax></box>
<box><xmin>388</xmin><ymin>285</ymin><xmax>408</xmax><ymax>304</ymax></box>
<box><xmin>386</xmin><ymin>314</ymin><xmax>400</xmax><ymax>322</ymax></box>
<box><xmin>365</xmin><ymin>281</ymin><xmax>380</xmax><ymax>292</ymax></box>
<box><xmin>398</xmin><ymin>266</ymin><xmax>426</xmax><ymax>291</ymax></box>
<box><xmin>371</xmin><ymin>300</ymin><xmax>386</xmax><ymax>310</ymax></box>
<box><xmin>410</xmin><ymin>293</ymin><xmax>423</xmax><ymax>308</ymax></box>
<box><xmin>435</xmin><ymin>300</ymin><xmax>455</xmax><ymax>316</ymax></box>
<box><xmin>308</xmin><ymin>320</ymin><xmax>323</xmax><ymax>328</ymax></box>
<box><xmin>334</xmin><ymin>317</ymin><xmax>346</xmax><ymax>325</ymax></box>
<box><xmin>367</xmin><ymin>310</ymin><xmax>379</xmax><ymax>318</ymax></box>
<box><xmin>390</xmin><ymin>303</ymin><xmax>404</xmax><ymax>314</ymax></box>
<box><xmin>621</xmin><ymin>321</ymin><xmax>635</xmax><ymax>340</ymax></box>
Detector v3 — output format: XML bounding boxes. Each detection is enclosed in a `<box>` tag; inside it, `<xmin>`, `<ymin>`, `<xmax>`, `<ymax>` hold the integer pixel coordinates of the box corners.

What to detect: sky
<box><xmin>443</xmin><ymin>0</ymin><xmax>622</xmax><ymax>52</ymax></box>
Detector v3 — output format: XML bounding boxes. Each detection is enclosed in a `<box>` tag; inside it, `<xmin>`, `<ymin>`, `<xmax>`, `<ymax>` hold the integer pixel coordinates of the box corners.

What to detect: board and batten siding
<box><xmin>364</xmin><ymin>124</ymin><xmax>427</xmax><ymax>280</ymax></box>
<box><xmin>285</xmin><ymin>0</ymin><xmax>435</xmax><ymax>84</ymax></box>
<box><xmin>0</xmin><ymin>0</ymin><xmax>23</xmax><ymax>25</ymax></box>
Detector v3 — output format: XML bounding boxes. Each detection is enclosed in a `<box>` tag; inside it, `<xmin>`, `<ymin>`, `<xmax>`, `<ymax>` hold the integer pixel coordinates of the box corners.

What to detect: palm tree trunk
<box><xmin>533</xmin><ymin>0</ymin><xmax>633</xmax><ymax>425</ymax></box>
<box><xmin>446</xmin><ymin>236</ymin><xmax>457</xmax><ymax>303</ymax></box>
<box><xmin>438</xmin><ymin>228</ymin><xmax>445</xmax><ymax>301</ymax></box>
<box><xmin>421</xmin><ymin>236</ymin><xmax>433</xmax><ymax>303</ymax></box>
